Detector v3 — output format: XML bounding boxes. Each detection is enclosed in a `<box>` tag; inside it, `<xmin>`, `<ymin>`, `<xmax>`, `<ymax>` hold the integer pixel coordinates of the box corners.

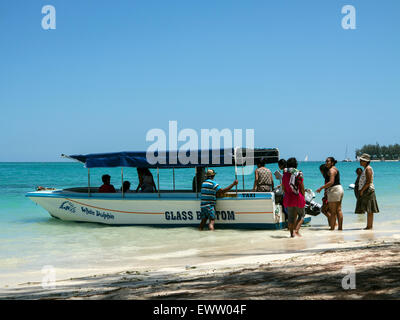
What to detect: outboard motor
<box><xmin>304</xmin><ymin>189</ymin><xmax>322</xmax><ymax>216</ymax></box>
<box><xmin>274</xmin><ymin>185</ymin><xmax>284</xmax><ymax>204</ymax></box>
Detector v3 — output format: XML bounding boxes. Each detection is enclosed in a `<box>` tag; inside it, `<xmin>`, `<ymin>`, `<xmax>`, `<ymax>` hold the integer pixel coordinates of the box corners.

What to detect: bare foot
<box><xmin>295</xmin><ymin>231</ymin><xmax>302</xmax><ymax>237</ymax></box>
<box><xmin>364</xmin><ymin>227</ymin><xmax>373</xmax><ymax>230</ymax></box>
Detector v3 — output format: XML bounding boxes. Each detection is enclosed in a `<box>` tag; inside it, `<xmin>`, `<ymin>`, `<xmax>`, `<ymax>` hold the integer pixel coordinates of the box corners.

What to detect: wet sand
<box><xmin>1</xmin><ymin>229</ymin><xmax>400</xmax><ymax>300</ymax></box>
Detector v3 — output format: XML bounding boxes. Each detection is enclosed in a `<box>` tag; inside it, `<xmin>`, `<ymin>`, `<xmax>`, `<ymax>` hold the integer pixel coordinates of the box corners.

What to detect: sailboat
<box><xmin>342</xmin><ymin>145</ymin><xmax>352</xmax><ymax>162</ymax></box>
<box><xmin>304</xmin><ymin>155</ymin><xmax>308</xmax><ymax>162</ymax></box>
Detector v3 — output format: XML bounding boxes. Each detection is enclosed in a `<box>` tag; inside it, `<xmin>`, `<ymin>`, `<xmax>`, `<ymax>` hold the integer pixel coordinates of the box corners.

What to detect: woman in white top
<box><xmin>355</xmin><ymin>153</ymin><xmax>379</xmax><ymax>229</ymax></box>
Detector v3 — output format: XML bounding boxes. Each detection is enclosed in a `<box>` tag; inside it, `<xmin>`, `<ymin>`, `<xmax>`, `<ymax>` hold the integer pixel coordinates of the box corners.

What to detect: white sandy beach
<box><xmin>1</xmin><ymin>224</ymin><xmax>400</xmax><ymax>300</ymax></box>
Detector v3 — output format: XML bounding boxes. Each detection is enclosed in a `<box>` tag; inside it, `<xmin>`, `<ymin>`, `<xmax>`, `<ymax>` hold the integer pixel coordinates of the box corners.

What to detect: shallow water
<box><xmin>0</xmin><ymin>162</ymin><xmax>399</xmax><ymax>287</ymax></box>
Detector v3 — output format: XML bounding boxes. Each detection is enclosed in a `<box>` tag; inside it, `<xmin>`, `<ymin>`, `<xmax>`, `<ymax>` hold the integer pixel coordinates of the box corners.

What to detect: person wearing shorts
<box><xmin>287</xmin><ymin>207</ymin><xmax>305</xmax><ymax>226</ymax></box>
<box><xmin>316</xmin><ymin>157</ymin><xmax>344</xmax><ymax>230</ymax></box>
<box><xmin>282</xmin><ymin>157</ymin><xmax>305</xmax><ymax>238</ymax></box>
<box><xmin>319</xmin><ymin>164</ymin><xmax>332</xmax><ymax>226</ymax></box>
<box><xmin>199</xmin><ymin>169</ymin><xmax>238</xmax><ymax>231</ymax></box>
<box><xmin>326</xmin><ymin>184</ymin><xmax>344</xmax><ymax>202</ymax></box>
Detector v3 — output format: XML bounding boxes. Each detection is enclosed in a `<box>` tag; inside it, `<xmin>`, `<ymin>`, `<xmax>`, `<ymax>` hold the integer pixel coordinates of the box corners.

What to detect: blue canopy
<box><xmin>63</xmin><ymin>148</ymin><xmax>279</xmax><ymax>169</ymax></box>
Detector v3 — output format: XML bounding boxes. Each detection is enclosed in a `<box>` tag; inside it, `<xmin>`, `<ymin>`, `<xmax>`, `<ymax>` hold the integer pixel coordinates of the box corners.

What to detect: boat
<box><xmin>304</xmin><ymin>155</ymin><xmax>308</xmax><ymax>162</ymax></box>
<box><xmin>342</xmin><ymin>145</ymin><xmax>352</xmax><ymax>162</ymax></box>
<box><xmin>26</xmin><ymin>148</ymin><xmax>312</xmax><ymax>229</ymax></box>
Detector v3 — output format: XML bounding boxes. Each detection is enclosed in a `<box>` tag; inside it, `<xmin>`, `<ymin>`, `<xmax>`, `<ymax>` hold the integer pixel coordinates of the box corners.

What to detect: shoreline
<box><xmin>2</xmin><ymin>235</ymin><xmax>399</xmax><ymax>300</ymax></box>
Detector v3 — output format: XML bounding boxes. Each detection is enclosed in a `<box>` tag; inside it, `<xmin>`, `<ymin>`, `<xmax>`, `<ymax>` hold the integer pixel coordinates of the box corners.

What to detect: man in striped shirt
<box><xmin>199</xmin><ymin>169</ymin><xmax>238</xmax><ymax>231</ymax></box>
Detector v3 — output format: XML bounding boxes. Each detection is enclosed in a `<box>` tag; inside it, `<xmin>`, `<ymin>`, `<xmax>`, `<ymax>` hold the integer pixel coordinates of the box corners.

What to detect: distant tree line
<box><xmin>355</xmin><ymin>143</ymin><xmax>400</xmax><ymax>160</ymax></box>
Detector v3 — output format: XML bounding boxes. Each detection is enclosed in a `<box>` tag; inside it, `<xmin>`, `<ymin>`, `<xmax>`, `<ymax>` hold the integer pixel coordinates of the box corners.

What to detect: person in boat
<box><xmin>319</xmin><ymin>164</ymin><xmax>332</xmax><ymax>226</ymax></box>
<box><xmin>354</xmin><ymin>168</ymin><xmax>363</xmax><ymax>199</ymax></box>
<box><xmin>36</xmin><ymin>186</ymin><xmax>56</xmax><ymax>191</ymax></box>
<box><xmin>199</xmin><ymin>169</ymin><xmax>238</xmax><ymax>231</ymax></box>
<box><xmin>121</xmin><ymin>181</ymin><xmax>132</xmax><ymax>193</ymax></box>
<box><xmin>282</xmin><ymin>157</ymin><xmax>305</xmax><ymax>237</ymax></box>
<box><xmin>252</xmin><ymin>157</ymin><xmax>274</xmax><ymax>192</ymax></box>
<box><xmin>192</xmin><ymin>167</ymin><xmax>205</xmax><ymax>192</ymax></box>
<box><xmin>316</xmin><ymin>157</ymin><xmax>344</xmax><ymax>230</ymax></box>
<box><xmin>355</xmin><ymin>154</ymin><xmax>379</xmax><ymax>229</ymax></box>
<box><xmin>99</xmin><ymin>174</ymin><xmax>116</xmax><ymax>193</ymax></box>
<box><xmin>136</xmin><ymin>168</ymin><xmax>157</xmax><ymax>193</ymax></box>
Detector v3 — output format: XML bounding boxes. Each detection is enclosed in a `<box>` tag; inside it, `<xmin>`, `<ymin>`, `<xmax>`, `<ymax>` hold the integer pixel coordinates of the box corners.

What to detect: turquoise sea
<box><xmin>1</xmin><ymin>161</ymin><xmax>399</xmax><ymax>287</ymax></box>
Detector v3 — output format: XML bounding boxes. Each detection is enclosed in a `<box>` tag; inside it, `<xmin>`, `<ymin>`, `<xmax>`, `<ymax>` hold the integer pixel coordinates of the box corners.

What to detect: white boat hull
<box><xmin>27</xmin><ymin>190</ymin><xmax>311</xmax><ymax>229</ymax></box>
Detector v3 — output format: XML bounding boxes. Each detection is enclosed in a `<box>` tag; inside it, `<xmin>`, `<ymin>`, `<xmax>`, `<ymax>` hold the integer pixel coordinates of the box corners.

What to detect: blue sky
<box><xmin>0</xmin><ymin>0</ymin><xmax>399</xmax><ymax>161</ymax></box>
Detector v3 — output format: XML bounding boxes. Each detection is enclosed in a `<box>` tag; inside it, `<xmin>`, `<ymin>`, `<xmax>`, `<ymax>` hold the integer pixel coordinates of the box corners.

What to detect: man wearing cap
<box><xmin>199</xmin><ymin>169</ymin><xmax>238</xmax><ymax>231</ymax></box>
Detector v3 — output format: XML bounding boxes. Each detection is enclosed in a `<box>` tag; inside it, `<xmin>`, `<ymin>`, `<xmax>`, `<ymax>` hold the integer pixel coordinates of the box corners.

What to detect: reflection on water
<box><xmin>283</xmin><ymin>237</ymin><xmax>308</xmax><ymax>251</ymax></box>
<box><xmin>355</xmin><ymin>213</ymin><xmax>367</xmax><ymax>224</ymax></box>
<box><xmin>357</xmin><ymin>231</ymin><xmax>377</xmax><ymax>242</ymax></box>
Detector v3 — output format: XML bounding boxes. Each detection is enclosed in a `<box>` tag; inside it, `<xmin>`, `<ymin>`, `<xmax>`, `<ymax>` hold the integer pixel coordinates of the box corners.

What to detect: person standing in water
<box><xmin>274</xmin><ymin>159</ymin><xmax>287</xmax><ymax>188</ymax></box>
<box><xmin>355</xmin><ymin>154</ymin><xmax>379</xmax><ymax>229</ymax></box>
<box><xmin>319</xmin><ymin>164</ymin><xmax>332</xmax><ymax>226</ymax></box>
<box><xmin>199</xmin><ymin>169</ymin><xmax>238</xmax><ymax>231</ymax></box>
<box><xmin>282</xmin><ymin>157</ymin><xmax>305</xmax><ymax>237</ymax></box>
<box><xmin>354</xmin><ymin>167</ymin><xmax>363</xmax><ymax>199</ymax></box>
<box><xmin>275</xmin><ymin>159</ymin><xmax>288</xmax><ymax>222</ymax></box>
<box><xmin>316</xmin><ymin>157</ymin><xmax>344</xmax><ymax>230</ymax></box>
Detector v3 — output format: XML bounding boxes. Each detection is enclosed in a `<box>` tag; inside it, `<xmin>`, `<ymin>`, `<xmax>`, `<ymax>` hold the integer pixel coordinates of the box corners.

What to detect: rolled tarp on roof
<box><xmin>63</xmin><ymin>148</ymin><xmax>279</xmax><ymax>168</ymax></box>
